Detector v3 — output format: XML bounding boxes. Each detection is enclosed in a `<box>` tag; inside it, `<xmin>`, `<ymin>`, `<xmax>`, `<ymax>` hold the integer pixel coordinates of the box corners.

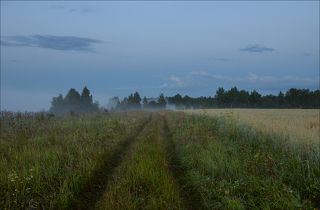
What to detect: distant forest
<box><xmin>50</xmin><ymin>86</ymin><xmax>320</xmax><ymax>114</ymax></box>
<box><xmin>50</xmin><ymin>86</ymin><xmax>99</xmax><ymax>114</ymax></box>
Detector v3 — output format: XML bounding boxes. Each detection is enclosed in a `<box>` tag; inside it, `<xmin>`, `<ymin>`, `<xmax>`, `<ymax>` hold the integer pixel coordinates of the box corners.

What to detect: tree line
<box><xmin>167</xmin><ymin>87</ymin><xmax>320</xmax><ymax>109</ymax></box>
<box><xmin>50</xmin><ymin>86</ymin><xmax>320</xmax><ymax>113</ymax></box>
<box><xmin>50</xmin><ymin>86</ymin><xmax>99</xmax><ymax>114</ymax></box>
<box><xmin>108</xmin><ymin>92</ymin><xmax>167</xmax><ymax>110</ymax></box>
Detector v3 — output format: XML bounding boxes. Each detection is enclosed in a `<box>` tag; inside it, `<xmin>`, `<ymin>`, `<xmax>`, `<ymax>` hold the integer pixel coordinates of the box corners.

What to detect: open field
<box><xmin>1</xmin><ymin>110</ymin><xmax>319</xmax><ymax>209</ymax></box>
<box><xmin>0</xmin><ymin>112</ymin><xmax>151</xmax><ymax>209</ymax></box>
<box><xmin>185</xmin><ymin>109</ymin><xmax>320</xmax><ymax>144</ymax></box>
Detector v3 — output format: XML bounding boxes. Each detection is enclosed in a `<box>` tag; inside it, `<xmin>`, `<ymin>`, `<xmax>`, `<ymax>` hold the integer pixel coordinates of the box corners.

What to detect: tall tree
<box><xmin>50</xmin><ymin>86</ymin><xmax>99</xmax><ymax>114</ymax></box>
<box><xmin>249</xmin><ymin>90</ymin><xmax>262</xmax><ymax>106</ymax></box>
<box><xmin>158</xmin><ymin>93</ymin><xmax>166</xmax><ymax>109</ymax></box>
<box><xmin>133</xmin><ymin>92</ymin><xmax>141</xmax><ymax>104</ymax></box>
<box><xmin>215</xmin><ymin>87</ymin><xmax>225</xmax><ymax>105</ymax></box>
<box><xmin>65</xmin><ymin>88</ymin><xmax>81</xmax><ymax>107</ymax></box>
<box><xmin>81</xmin><ymin>86</ymin><xmax>93</xmax><ymax>106</ymax></box>
<box><xmin>50</xmin><ymin>94</ymin><xmax>64</xmax><ymax>113</ymax></box>
<box><xmin>142</xmin><ymin>96</ymin><xmax>148</xmax><ymax>108</ymax></box>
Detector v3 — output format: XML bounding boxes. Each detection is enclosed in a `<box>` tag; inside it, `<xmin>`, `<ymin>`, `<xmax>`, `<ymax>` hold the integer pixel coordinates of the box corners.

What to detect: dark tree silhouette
<box><xmin>81</xmin><ymin>86</ymin><xmax>93</xmax><ymax>107</ymax></box>
<box><xmin>50</xmin><ymin>86</ymin><xmax>99</xmax><ymax>114</ymax></box>
<box><xmin>158</xmin><ymin>93</ymin><xmax>166</xmax><ymax>109</ymax></box>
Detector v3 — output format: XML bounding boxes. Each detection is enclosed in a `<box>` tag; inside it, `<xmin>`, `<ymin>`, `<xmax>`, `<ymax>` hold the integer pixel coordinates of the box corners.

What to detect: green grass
<box><xmin>1</xmin><ymin>110</ymin><xmax>319</xmax><ymax>209</ymax></box>
<box><xmin>0</xmin><ymin>112</ymin><xmax>150</xmax><ymax>209</ymax></box>
<box><xmin>96</xmin><ymin>114</ymin><xmax>184</xmax><ymax>210</ymax></box>
<box><xmin>166</xmin><ymin>112</ymin><xmax>320</xmax><ymax>209</ymax></box>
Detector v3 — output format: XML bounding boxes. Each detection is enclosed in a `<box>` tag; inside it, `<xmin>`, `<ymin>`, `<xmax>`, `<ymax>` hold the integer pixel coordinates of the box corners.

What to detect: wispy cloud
<box><xmin>159</xmin><ymin>75</ymin><xmax>192</xmax><ymax>89</ymax></box>
<box><xmin>199</xmin><ymin>71</ymin><xmax>316</xmax><ymax>86</ymax></box>
<box><xmin>244</xmin><ymin>73</ymin><xmax>276</xmax><ymax>83</ymax></box>
<box><xmin>50</xmin><ymin>5</ymin><xmax>93</xmax><ymax>13</ymax></box>
<box><xmin>208</xmin><ymin>57</ymin><xmax>232</xmax><ymax>62</ymax></box>
<box><xmin>1</xmin><ymin>40</ymin><xmax>26</xmax><ymax>47</ymax></box>
<box><xmin>215</xmin><ymin>58</ymin><xmax>232</xmax><ymax>61</ymax></box>
<box><xmin>191</xmin><ymin>71</ymin><xmax>229</xmax><ymax>80</ymax></box>
<box><xmin>303</xmin><ymin>52</ymin><xmax>312</xmax><ymax>57</ymax></box>
<box><xmin>161</xmin><ymin>71</ymin><xmax>317</xmax><ymax>91</ymax></box>
<box><xmin>50</xmin><ymin>5</ymin><xmax>65</xmax><ymax>10</ymax></box>
<box><xmin>240</xmin><ymin>73</ymin><xmax>316</xmax><ymax>85</ymax></box>
<box><xmin>69</xmin><ymin>8</ymin><xmax>93</xmax><ymax>13</ymax></box>
<box><xmin>1</xmin><ymin>35</ymin><xmax>103</xmax><ymax>52</ymax></box>
<box><xmin>240</xmin><ymin>44</ymin><xmax>274</xmax><ymax>53</ymax></box>
<box><xmin>169</xmin><ymin>75</ymin><xmax>187</xmax><ymax>87</ymax></box>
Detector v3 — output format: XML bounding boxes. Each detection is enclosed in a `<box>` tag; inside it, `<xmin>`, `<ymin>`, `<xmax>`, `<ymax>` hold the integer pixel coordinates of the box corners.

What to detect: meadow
<box><xmin>185</xmin><ymin>109</ymin><xmax>320</xmax><ymax>144</ymax></box>
<box><xmin>0</xmin><ymin>109</ymin><xmax>319</xmax><ymax>209</ymax></box>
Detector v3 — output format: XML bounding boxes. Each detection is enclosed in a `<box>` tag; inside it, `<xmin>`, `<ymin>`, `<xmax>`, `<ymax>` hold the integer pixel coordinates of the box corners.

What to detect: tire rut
<box><xmin>71</xmin><ymin>115</ymin><xmax>152</xmax><ymax>210</ymax></box>
<box><xmin>162</xmin><ymin>116</ymin><xmax>206</xmax><ymax>210</ymax></box>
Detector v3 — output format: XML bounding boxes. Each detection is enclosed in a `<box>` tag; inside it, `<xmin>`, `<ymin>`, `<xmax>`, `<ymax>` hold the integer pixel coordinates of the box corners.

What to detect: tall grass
<box><xmin>97</xmin><ymin>114</ymin><xmax>184</xmax><ymax>210</ymax></box>
<box><xmin>185</xmin><ymin>109</ymin><xmax>320</xmax><ymax>144</ymax></box>
<box><xmin>1</xmin><ymin>110</ymin><xmax>318</xmax><ymax>209</ymax></box>
<box><xmin>0</xmin><ymin>112</ymin><xmax>149</xmax><ymax>209</ymax></box>
<box><xmin>166</xmin><ymin>112</ymin><xmax>320</xmax><ymax>209</ymax></box>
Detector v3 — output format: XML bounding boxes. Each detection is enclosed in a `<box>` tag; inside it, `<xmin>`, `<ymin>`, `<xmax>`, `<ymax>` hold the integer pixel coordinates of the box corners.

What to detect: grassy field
<box><xmin>96</xmin><ymin>114</ymin><xmax>184</xmax><ymax>210</ymax></box>
<box><xmin>168</xmin><ymin>111</ymin><xmax>320</xmax><ymax>209</ymax></box>
<box><xmin>0</xmin><ymin>112</ymin><xmax>150</xmax><ymax>209</ymax></box>
<box><xmin>185</xmin><ymin>109</ymin><xmax>320</xmax><ymax>144</ymax></box>
<box><xmin>1</xmin><ymin>110</ymin><xmax>319</xmax><ymax>209</ymax></box>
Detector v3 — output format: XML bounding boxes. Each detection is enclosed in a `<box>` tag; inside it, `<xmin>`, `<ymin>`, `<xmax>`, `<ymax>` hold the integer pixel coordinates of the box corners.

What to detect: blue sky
<box><xmin>1</xmin><ymin>1</ymin><xmax>319</xmax><ymax>111</ymax></box>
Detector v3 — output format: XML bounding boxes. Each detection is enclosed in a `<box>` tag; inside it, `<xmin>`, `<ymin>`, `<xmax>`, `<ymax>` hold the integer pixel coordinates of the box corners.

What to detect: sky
<box><xmin>1</xmin><ymin>1</ymin><xmax>319</xmax><ymax>111</ymax></box>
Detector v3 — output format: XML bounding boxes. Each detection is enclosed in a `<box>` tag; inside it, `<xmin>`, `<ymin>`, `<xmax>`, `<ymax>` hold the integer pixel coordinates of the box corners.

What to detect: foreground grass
<box><xmin>0</xmin><ymin>112</ymin><xmax>149</xmax><ymax>209</ymax></box>
<box><xmin>166</xmin><ymin>112</ymin><xmax>320</xmax><ymax>209</ymax></box>
<box><xmin>97</xmin><ymin>114</ymin><xmax>184</xmax><ymax>210</ymax></box>
<box><xmin>1</xmin><ymin>110</ymin><xmax>319</xmax><ymax>209</ymax></box>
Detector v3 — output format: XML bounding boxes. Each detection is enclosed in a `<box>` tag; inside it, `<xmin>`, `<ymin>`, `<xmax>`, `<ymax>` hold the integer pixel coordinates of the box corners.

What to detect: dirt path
<box><xmin>162</xmin><ymin>116</ymin><xmax>205</xmax><ymax>210</ymax></box>
<box><xmin>71</xmin><ymin>115</ymin><xmax>152</xmax><ymax>210</ymax></box>
<box><xmin>73</xmin><ymin>113</ymin><xmax>204</xmax><ymax>210</ymax></box>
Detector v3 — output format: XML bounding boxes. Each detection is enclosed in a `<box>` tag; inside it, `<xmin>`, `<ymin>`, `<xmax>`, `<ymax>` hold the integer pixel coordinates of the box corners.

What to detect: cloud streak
<box><xmin>1</xmin><ymin>35</ymin><xmax>103</xmax><ymax>52</ymax></box>
<box><xmin>50</xmin><ymin>5</ymin><xmax>93</xmax><ymax>14</ymax></box>
<box><xmin>240</xmin><ymin>44</ymin><xmax>274</xmax><ymax>53</ymax></box>
<box><xmin>215</xmin><ymin>58</ymin><xmax>232</xmax><ymax>61</ymax></box>
<box><xmin>161</xmin><ymin>71</ymin><xmax>317</xmax><ymax>92</ymax></box>
<box><xmin>191</xmin><ymin>71</ymin><xmax>229</xmax><ymax>80</ymax></box>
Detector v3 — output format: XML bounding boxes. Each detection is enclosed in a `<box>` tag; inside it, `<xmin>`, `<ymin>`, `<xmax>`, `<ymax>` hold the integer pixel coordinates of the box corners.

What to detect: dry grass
<box><xmin>185</xmin><ymin>109</ymin><xmax>320</xmax><ymax>144</ymax></box>
<box><xmin>166</xmin><ymin>112</ymin><xmax>320</xmax><ymax>209</ymax></box>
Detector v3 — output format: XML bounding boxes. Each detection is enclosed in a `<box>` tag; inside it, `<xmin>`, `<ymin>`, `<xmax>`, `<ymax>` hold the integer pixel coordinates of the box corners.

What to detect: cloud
<box><xmin>159</xmin><ymin>75</ymin><xmax>191</xmax><ymax>89</ymax></box>
<box><xmin>159</xmin><ymin>83</ymin><xmax>169</xmax><ymax>88</ymax></box>
<box><xmin>51</xmin><ymin>5</ymin><xmax>65</xmax><ymax>9</ymax></box>
<box><xmin>1</xmin><ymin>40</ymin><xmax>26</xmax><ymax>47</ymax></box>
<box><xmin>240</xmin><ymin>44</ymin><xmax>274</xmax><ymax>53</ymax></box>
<box><xmin>51</xmin><ymin>5</ymin><xmax>93</xmax><ymax>13</ymax></box>
<box><xmin>1</xmin><ymin>35</ymin><xmax>103</xmax><ymax>52</ymax></box>
<box><xmin>199</xmin><ymin>71</ymin><xmax>316</xmax><ymax>86</ymax></box>
<box><xmin>191</xmin><ymin>71</ymin><xmax>229</xmax><ymax>81</ymax></box>
<box><xmin>169</xmin><ymin>75</ymin><xmax>186</xmax><ymax>87</ymax></box>
<box><xmin>303</xmin><ymin>52</ymin><xmax>312</xmax><ymax>57</ymax></box>
<box><xmin>208</xmin><ymin>57</ymin><xmax>232</xmax><ymax>62</ymax></box>
<box><xmin>79</xmin><ymin>8</ymin><xmax>93</xmax><ymax>13</ymax></box>
<box><xmin>240</xmin><ymin>73</ymin><xmax>316</xmax><ymax>85</ymax></box>
<box><xmin>161</xmin><ymin>71</ymin><xmax>317</xmax><ymax>92</ymax></box>
<box><xmin>245</xmin><ymin>73</ymin><xmax>276</xmax><ymax>83</ymax></box>
<box><xmin>215</xmin><ymin>58</ymin><xmax>232</xmax><ymax>61</ymax></box>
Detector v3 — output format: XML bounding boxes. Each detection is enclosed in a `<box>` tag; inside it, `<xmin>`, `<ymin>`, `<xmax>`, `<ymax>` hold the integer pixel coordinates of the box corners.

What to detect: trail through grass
<box><xmin>73</xmin><ymin>114</ymin><xmax>151</xmax><ymax>210</ymax></box>
<box><xmin>162</xmin><ymin>116</ymin><xmax>205</xmax><ymax>210</ymax></box>
<box><xmin>96</xmin><ymin>114</ymin><xmax>184</xmax><ymax>210</ymax></box>
<box><xmin>0</xmin><ymin>112</ymin><xmax>150</xmax><ymax>209</ymax></box>
<box><xmin>1</xmin><ymin>110</ymin><xmax>319</xmax><ymax>209</ymax></box>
